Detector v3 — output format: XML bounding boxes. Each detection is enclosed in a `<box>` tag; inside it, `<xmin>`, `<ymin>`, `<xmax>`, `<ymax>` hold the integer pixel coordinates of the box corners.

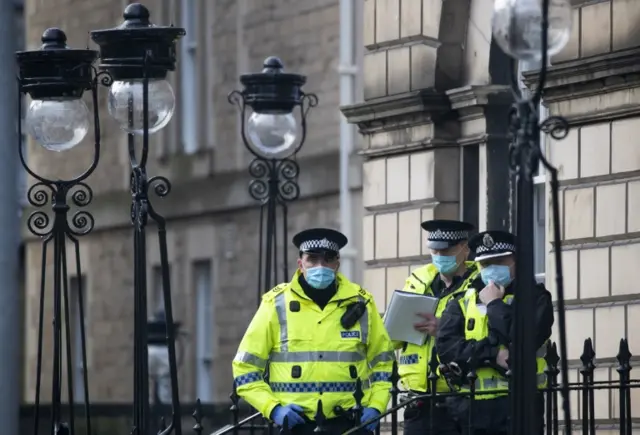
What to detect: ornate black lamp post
<box><xmin>228</xmin><ymin>57</ymin><xmax>318</xmax><ymax>305</ymax></box>
<box><xmin>491</xmin><ymin>0</ymin><xmax>572</xmax><ymax>433</ymax></box>
<box><xmin>90</xmin><ymin>4</ymin><xmax>187</xmax><ymax>435</ymax></box>
<box><xmin>16</xmin><ymin>28</ymin><xmax>105</xmax><ymax>435</ymax></box>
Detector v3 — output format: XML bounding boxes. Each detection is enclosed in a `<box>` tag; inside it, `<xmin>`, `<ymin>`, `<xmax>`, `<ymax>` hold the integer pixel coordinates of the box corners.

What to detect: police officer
<box><xmin>232</xmin><ymin>228</ymin><xmax>395</xmax><ymax>434</ymax></box>
<box><xmin>394</xmin><ymin>220</ymin><xmax>480</xmax><ymax>435</ymax></box>
<box><xmin>436</xmin><ymin>230</ymin><xmax>554</xmax><ymax>434</ymax></box>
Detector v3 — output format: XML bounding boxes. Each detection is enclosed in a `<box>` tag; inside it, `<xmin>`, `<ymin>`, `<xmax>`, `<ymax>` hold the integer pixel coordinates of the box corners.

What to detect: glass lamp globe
<box><xmin>492</xmin><ymin>0</ymin><xmax>572</xmax><ymax>61</ymax></box>
<box><xmin>25</xmin><ymin>98</ymin><xmax>90</xmax><ymax>152</ymax></box>
<box><xmin>108</xmin><ymin>79</ymin><xmax>175</xmax><ymax>135</ymax></box>
<box><xmin>247</xmin><ymin>112</ymin><xmax>299</xmax><ymax>158</ymax></box>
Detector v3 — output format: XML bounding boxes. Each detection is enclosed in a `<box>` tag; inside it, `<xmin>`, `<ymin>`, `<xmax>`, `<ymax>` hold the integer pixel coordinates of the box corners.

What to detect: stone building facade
<box><xmin>21</xmin><ymin>0</ymin><xmax>640</xmax><ymax>426</ymax></box>
<box><xmin>343</xmin><ymin>0</ymin><xmax>640</xmax><ymax>425</ymax></box>
<box><xmin>21</xmin><ymin>0</ymin><xmax>363</xmax><ymax>404</ymax></box>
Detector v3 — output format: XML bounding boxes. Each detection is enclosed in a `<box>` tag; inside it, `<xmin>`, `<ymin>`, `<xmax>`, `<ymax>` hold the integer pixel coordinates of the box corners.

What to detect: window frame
<box><xmin>180</xmin><ymin>0</ymin><xmax>198</xmax><ymax>154</ymax></box>
<box><xmin>517</xmin><ymin>60</ymin><xmax>548</xmax><ymax>284</ymax></box>
<box><xmin>152</xmin><ymin>265</ymin><xmax>169</xmax><ymax>315</ymax></box>
<box><xmin>194</xmin><ymin>259</ymin><xmax>214</xmax><ymax>402</ymax></box>
<box><xmin>69</xmin><ymin>274</ymin><xmax>87</xmax><ymax>403</ymax></box>
<box><xmin>150</xmin><ymin>264</ymin><xmax>173</xmax><ymax>403</ymax></box>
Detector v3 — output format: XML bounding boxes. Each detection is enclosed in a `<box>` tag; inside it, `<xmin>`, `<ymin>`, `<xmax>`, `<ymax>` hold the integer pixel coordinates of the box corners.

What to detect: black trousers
<box><xmin>283</xmin><ymin>417</ymin><xmax>373</xmax><ymax>435</ymax></box>
<box><xmin>403</xmin><ymin>401</ymin><xmax>460</xmax><ymax>435</ymax></box>
<box><xmin>447</xmin><ymin>394</ymin><xmax>544</xmax><ymax>435</ymax></box>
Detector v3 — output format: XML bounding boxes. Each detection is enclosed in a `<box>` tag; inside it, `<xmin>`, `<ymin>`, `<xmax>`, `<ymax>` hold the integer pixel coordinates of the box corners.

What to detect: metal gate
<box><xmin>208</xmin><ymin>337</ymin><xmax>637</xmax><ymax>435</ymax></box>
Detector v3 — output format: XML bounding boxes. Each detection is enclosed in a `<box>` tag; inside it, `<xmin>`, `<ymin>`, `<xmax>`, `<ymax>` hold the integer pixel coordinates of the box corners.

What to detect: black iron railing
<box><xmin>207</xmin><ymin>337</ymin><xmax>637</xmax><ymax>435</ymax></box>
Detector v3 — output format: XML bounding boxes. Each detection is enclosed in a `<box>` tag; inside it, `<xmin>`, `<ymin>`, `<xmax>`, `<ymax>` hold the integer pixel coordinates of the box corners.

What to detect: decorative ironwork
<box><xmin>90</xmin><ymin>3</ymin><xmax>192</xmax><ymax>435</ymax></box>
<box><xmin>192</xmin><ymin>399</ymin><xmax>203</xmax><ymax>435</ymax></box>
<box><xmin>214</xmin><ymin>337</ymin><xmax>636</xmax><ymax>434</ymax></box>
<box><xmin>16</xmin><ymin>27</ymin><xmax>102</xmax><ymax>435</ymax></box>
<box><xmin>228</xmin><ymin>57</ymin><xmax>318</xmax><ymax>306</ymax></box>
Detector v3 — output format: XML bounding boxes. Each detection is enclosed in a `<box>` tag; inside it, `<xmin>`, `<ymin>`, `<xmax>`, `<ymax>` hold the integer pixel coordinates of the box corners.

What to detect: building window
<box><xmin>152</xmin><ymin>265</ymin><xmax>171</xmax><ymax>315</ymax></box>
<box><xmin>194</xmin><ymin>260</ymin><xmax>213</xmax><ymax>402</ymax></box>
<box><xmin>151</xmin><ymin>264</ymin><xmax>173</xmax><ymax>403</ymax></box>
<box><xmin>518</xmin><ymin>61</ymin><xmax>547</xmax><ymax>284</ymax></box>
<box><xmin>533</xmin><ymin>166</ymin><xmax>547</xmax><ymax>282</ymax></box>
<box><xmin>180</xmin><ymin>0</ymin><xmax>198</xmax><ymax>154</ymax></box>
<box><xmin>69</xmin><ymin>275</ymin><xmax>87</xmax><ymax>403</ymax></box>
<box><xmin>533</xmin><ymin>105</ymin><xmax>547</xmax><ymax>283</ymax></box>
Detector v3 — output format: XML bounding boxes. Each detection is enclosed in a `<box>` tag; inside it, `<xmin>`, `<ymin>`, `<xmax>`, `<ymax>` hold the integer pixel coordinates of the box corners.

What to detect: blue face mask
<box><xmin>480</xmin><ymin>265</ymin><xmax>512</xmax><ymax>287</ymax></box>
<box><xmin>305</xmin><ymin>266</ymin><xmax>336</xmax><ymax>289</ymax></box>
<box><xmin>432</xmin><ymin>255</ymin><xmax>459</xmax><ymax>274</ymax></box>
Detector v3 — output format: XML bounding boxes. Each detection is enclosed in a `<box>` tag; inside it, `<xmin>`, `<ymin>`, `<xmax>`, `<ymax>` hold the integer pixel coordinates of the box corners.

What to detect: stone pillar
<box><xmin>447</xmin><ymin>84</ymin><xmax>513</xmax><ymax>233</ymax></box>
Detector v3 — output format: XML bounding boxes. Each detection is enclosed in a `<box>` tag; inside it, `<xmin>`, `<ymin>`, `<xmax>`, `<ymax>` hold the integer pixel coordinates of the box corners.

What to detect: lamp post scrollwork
<box><xmin>90</xmin><ymin>3</ymin><xmax>187</xmax><ymax>435</ymax></box>
<box><xmin>16</xmin><ymin>27</ymin><xmax>108</xmax><ymax>435</ymax></box>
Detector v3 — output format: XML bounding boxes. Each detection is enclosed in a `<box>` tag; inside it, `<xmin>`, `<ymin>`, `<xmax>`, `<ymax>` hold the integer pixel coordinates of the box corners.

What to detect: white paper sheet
<box><xmin>383</xmin><ymin>290</ymin><xmax>439</xmax><ymax>346</ymax></box>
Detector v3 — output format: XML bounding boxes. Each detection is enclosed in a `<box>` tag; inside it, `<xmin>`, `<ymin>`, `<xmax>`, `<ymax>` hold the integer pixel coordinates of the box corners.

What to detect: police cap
<box><xmin>292</xmin><ymin>228</ymin><xmax>348</xmax><ymax>256</ymax></box>
<box><xmin>421</xmin><ymin>219</ymin><xmax>474</xmax><ymax>250</ymax></box>
<box><xmin>469</xmin><ymin>230</ymin><xmax>516</xmax><ymax>262</ymax></box>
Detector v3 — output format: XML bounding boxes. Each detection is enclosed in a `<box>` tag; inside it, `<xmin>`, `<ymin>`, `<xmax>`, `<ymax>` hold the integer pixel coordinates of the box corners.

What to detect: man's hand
<box><xmin>496</xmin><ymin>348</ymin><xmax>509</xmax><ymax>369</ymax></box>
<box><xmin>479</xmin><ymin>281</ymin><xmax>505</xmax><ymax>305</ymax></box>
<box><xmin>360</xmin><ymin>408</ymin><xmax>381</xmax><ymax>432</ymax></box>
<box><xmin>271</xmin><ymin>404</ymin><xmax>305</xmax><ymax>429</ymax></box>
<box><xmin>413</xmin><ymin>312</ymin><xmax>438</xmax><ymax>336</ymax></box>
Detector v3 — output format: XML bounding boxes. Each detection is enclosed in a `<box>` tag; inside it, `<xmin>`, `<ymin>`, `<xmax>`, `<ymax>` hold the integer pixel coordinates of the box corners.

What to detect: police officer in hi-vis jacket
<box><xmin>394</xmin><ymin>220</ymin><xmax>480</xmax><ymax>435</ymax></box>
<box><xmin>436</xmin><ymin>230</ymin><xmax>554</xmax><ymax>435</ymax></box>
<box><xmin>232</xmin><ymin>228</ymin><xmax>395</xmax><ymax>434</ymax></box>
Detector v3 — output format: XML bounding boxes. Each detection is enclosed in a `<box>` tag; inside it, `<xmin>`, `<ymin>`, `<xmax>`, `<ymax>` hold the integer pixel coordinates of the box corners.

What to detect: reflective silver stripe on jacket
<box><xmin>537</xmin><ymin>345</ymin><xmax>547</xmax><ymax>358</ymax></box>
<box><xmin>273</xmin><ymin>291</ymin><xmax>371</xmax><ymax>354</ymax></box>
<box><xmin>537</xmin><ymin>372</ymin><xmax>547</xmax><ymax>385</ymax></box>
<box><xmin>358</xmin><ymin>296</ymin><xmax>369</xmax><ymax>344</ymax></box>
<box><xmin>462</xmin><ymin>295</ymin><xmax>514</xmax><ymax>312</ymax></box>
<box><xmin>471</xmin><ymin>372</ymin><xmax>547</xmax><ymax>391</ymax></box>
<box><xmin>462</xmin><ymin>295</ymin><xmax>547</xmax><ymax>358</ymax></box>
<box><xmin>270</xmin><ymin>350</ymin><xmax>366</xmax><ymax>363</ymax></box>
<box><xmin>274</xmin><ymin>292</ymin><xmax>288</xmax><ymax>352</ymax></box>
<box><xmin>234</xmin><ymin>351</ymin><xmax>268</xmax><ymax>369</ymax></box>
<box><xmin>369</xmin><ymin>351</ymin><xmax>395</xmax><ymax>368</ymax></box>
<box><xmin>474</xmin><ymin>378</ymin><xmax>509</xmax><ymax>390</ymax></box>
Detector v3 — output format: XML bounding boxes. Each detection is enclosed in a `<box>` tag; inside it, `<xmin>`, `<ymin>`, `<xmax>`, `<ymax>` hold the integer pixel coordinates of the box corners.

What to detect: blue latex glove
<box><xmin>360</xmin><ymin>407</ymin><xmax>380</xmax><ymax>432</ymax></box>
<box><xmin>271</xmin><ymin>404</ymin><xmax>305</xmax><ymax>429</ymax></box>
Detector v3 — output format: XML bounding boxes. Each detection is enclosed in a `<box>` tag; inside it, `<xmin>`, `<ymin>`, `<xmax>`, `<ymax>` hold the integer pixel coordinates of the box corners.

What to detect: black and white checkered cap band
<box><xmin>300</xmin><ymin>238</ymin><xmax>340</xmax><ymax>252</ymax></box>
<box><xmin>476</xmin><ymin>242</ymin><xmax>516</xmax><ymax>254</ymax></box>
<box><xmin>427</xmin><ymin>229</ymin><xmax>469</xmax><ymax>241</ymax></box>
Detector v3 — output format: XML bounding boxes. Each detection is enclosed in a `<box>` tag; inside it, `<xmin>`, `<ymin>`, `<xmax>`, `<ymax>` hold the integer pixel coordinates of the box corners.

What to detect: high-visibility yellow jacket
<box><xmin>396</xmin><ymin>262</ymin><xmax>480</xmax><ymax>392</ymax></box>
<box><xmin>232</xmin><ymin>271</ymin><xmax>395</xmax><ymax>420</ymax></box>
<box><xmin>458</xmin><ymin>289</ymin><xmax>548</xmax><ymax>400</ymax></box>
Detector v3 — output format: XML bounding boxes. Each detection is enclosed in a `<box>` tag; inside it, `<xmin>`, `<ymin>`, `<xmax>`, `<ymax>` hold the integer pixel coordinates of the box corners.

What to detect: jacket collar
<box><xmin>288</xmin><ymin>269</ymin><xmax>361</xmax><ymax>301</ymax></box>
